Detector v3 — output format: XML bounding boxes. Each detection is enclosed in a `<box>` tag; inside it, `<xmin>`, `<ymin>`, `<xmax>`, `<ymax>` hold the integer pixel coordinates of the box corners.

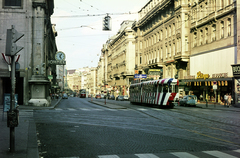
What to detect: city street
<box><xmin>34</xmin><ymin>97</ymin><xmax>240</xmax><ymax>158</ymax></box>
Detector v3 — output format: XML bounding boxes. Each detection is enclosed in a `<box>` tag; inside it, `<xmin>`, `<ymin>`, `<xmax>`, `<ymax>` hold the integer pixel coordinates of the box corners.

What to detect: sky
<box><xmin>51</xmin><ymin>0</ymin><xmax>149</xmax><ymax>70</ymax></box>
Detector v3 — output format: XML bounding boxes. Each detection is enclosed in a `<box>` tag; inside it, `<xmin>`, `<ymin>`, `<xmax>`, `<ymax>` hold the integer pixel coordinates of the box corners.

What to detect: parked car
<box><xmin>95</xmin><ymin>94</ymin><xmax>101</xmax><ymax>99</ymax></box>
<box><xmin>179</xmin><ymin>95</ymin><xmax>197</xmax><ymax>107</ymax></box>
<box><xmin>62</xmin><ymin>93</ymin><xmax>68</xmax><ymax>99</ymax></box>
<box><xmin>108</xmin><ymin>95</ymin><xmax>115</xmax><ymax>100</ymax></box>
<box><xmin>123</xmin><ymin>95</ymin><xmax>129</xmax><ymax>101</ymax></box>
<box><xmin>116</xmin><ymin>95</ymin><xmax>124</xmax><ymax>101</ymax></box>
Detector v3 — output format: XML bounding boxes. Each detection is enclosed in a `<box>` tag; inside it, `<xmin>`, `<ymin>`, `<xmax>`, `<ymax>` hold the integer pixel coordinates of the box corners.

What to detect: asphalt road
<box><xmin>34</xmin><ymin>97</ymin><xmax>240</xmax><ymax>158</ymax></box>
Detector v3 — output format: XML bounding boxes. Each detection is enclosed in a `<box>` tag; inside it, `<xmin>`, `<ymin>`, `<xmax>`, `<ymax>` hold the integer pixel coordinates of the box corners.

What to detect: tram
<box><xmin>129</xmin><ymin>78</ymin><xmax>179</xmax><ymax>108</ymax></box>
<box><xmin>79</xmin><ymin>89</ymin><xmax>86</xmax><ymax>98</ymax></box>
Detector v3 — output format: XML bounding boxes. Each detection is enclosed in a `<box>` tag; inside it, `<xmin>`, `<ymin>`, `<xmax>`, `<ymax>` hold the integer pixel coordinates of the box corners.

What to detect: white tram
<box><xmin>129</xmin><ymin>78</ymin><xmax>179</xmax><ymax>108</ymax></box>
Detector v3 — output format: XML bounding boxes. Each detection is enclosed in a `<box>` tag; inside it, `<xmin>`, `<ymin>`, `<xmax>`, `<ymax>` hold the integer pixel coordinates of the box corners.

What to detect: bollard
<box><xmin>206</xmin><ymin>99</ymin><xmax>208</xmax><ymax>108</ymax></box>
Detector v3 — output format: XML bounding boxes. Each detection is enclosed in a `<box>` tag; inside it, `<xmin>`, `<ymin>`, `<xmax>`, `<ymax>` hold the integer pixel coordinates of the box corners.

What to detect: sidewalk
<box><xmin>0</xmin><ymin>97</ymin><xmax>62</xmax><ymax>158</ymax></box>
<box><xmin>195</xmin><ymin>101</ymin><xmax>240</xmax><ymax>112</ymax></box>
<box><xmin>90</xmin><ymin>99</ymin><xmax>240</xmax><ymax>112</ymax></box>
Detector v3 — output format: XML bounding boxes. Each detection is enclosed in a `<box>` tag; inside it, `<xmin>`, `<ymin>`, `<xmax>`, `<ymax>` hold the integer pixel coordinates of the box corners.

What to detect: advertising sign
<box><xmin>134</xmin><ymin>74</ymin><xmax>147</xmax><ymax>78</ymax></box>
<box><xmin>3</xmin><ymin>94</ymin><xmax>18</xmax><ymax>112</ymax></box>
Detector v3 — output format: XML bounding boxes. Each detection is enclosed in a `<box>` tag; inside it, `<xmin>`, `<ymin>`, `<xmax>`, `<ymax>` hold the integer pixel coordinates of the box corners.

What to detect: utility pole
<box><xmin>5</xmin><ymin>25</ymin><xmax>24</xmax><ymax>152</ymax></box>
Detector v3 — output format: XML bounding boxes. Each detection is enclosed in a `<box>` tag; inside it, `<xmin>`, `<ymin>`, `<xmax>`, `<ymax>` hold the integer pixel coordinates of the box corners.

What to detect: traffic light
<box><xmin>103</xmin><ymin>15</ymin><xmax>111</xmax><ymax>31</ymax></box>
<box><xmin>5</xmin><ymin>25</ymin><xmax>24</xmax><ymax>56</ymax></box>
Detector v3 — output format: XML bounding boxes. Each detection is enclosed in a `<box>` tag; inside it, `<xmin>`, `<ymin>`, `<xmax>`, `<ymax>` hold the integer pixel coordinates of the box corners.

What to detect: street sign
<box><xmin>134</xmin><ymin>74</ymin><xmax>147</xmax><ymax>78</ymax></box>
<box><xmin>48</xmin><ymin>60</ymin><xmax>66</xmax><ymax>65</ymax></box>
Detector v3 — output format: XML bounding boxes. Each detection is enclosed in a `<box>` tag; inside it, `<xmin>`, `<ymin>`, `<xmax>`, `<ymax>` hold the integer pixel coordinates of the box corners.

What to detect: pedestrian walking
<box><xmin>224</xmin><ymin>93</ymin><xmax>229</xmax><ymax>107</ymax></box>
<box><xmin>228</xmin><ymin>94</ymin><xmax>232</xmax><ymax>107</ymax></box>
<box><xmin>200</xmin><ymin>94</ymin><xmax>203</xmax><ymax>101</ymax></box>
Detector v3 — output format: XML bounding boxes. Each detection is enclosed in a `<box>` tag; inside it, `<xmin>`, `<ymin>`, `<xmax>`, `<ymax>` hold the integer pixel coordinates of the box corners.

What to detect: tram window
<box><xmin>159</xmin><ymin>85</ymin><xmax>163</xmax><ymax>93</ymax></box>
<box><xmin>169</xmin><ymin>85</ymin><xmax>172</xmax><ymax>93</ymax></box>
<box><xmin>163</xmin><ymin>85</ymin><xmax>168</xmax><ymax>92</ymax></box>
<box><xmin>153</xmin><ymin>84</ymin><xmax>157</xmax><ymax>92</ymax></box>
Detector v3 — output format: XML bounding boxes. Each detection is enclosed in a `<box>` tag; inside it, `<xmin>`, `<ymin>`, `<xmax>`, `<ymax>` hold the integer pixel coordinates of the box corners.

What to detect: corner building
<box><xmin>185</xmin><ymin>0</ymin><xmax>236</xmax><ymax>103</ymax></box>
<box><xmin>132</xmin><ymin>0</ymin><xmax>237</xmax><ymax>103</ymax></box>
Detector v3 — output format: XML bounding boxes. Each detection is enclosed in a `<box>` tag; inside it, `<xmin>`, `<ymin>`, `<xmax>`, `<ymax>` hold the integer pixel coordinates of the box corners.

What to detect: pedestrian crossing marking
<box><xmin>135</xmin><ymin>153</ymin><xmax>159</xmax><ymax>158</ymax></box>
<box><xmin>203</xmin><ymin>150</ymin><xmax>238</xmax><ymax>158</ymax></box>
<box><xmin>171</xmin><ymin>152</ymin><xmax>199</xmax><ymax>158</ymax></box>
<box><xmin>98</xmin><ymin>155</ymin><xmax>120</xmax><ymax>158</ymax></box>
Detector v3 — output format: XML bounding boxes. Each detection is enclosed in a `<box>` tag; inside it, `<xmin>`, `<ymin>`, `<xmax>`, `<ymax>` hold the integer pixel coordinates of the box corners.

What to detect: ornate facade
<box><xmin>103</xmin><ymin>21</ymin><xmax>136</xmax><ymax>96</ymax></box>
<box><xmin>133</xmin><ymin>0</ymin><xmax>190</xmax><ymax>80</ymax></box>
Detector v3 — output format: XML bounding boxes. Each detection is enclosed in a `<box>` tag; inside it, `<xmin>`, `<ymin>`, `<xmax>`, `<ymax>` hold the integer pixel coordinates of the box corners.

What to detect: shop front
<box><xmin>180</xmin><ymin>71</ymin><xmax>233</xmax><ymax>103</ymax></box>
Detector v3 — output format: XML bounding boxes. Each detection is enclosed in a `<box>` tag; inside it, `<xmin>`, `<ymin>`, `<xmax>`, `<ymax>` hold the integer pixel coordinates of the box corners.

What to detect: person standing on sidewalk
<box><xmin>224</xmin><ymin>93</ymin><xmax>229</xmax><ymax>107</ymax></box>
<box><xmin>228</xmin><ymin>94</ymin><xmax>232</xmax><ymax>107</ymax></box>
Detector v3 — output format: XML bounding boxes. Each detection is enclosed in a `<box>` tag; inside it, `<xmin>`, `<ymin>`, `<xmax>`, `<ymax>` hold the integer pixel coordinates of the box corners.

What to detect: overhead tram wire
<box><xmin>51</xmin><ymin>12</ymin><xmax>138</xmax><ymax>18</ymax></box>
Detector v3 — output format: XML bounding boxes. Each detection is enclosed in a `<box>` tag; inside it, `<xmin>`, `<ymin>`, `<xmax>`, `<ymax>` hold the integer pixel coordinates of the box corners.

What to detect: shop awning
<box><xmin>179</xmin><ymin>77</ymin><xmax>233</xmax><ymax>83</ymax></box>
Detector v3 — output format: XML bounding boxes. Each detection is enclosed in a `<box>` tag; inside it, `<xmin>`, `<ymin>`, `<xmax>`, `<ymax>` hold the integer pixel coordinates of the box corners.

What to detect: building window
<box><xmin>169</xmin><ymin>45</ymin><xmax>171</xmax><ymax>57</ymax></box>
<box><xmin>169</xmin><ymin>25</ymin><xmax>171</xmax><ymax>37</ymax></box>
<box><xmin>221</xmin><ymin>21</ymin><xmax>224</xmax><ymax>38</ymax></box>
<box><xmin>212</xmin><ymin>24</ymin><xmax>216</xmax><ymax>41</ymax></box>
<box><xmin>194</xmin><ymin>32</ymin><xmax>197</xmax><ymax>47</ymax></box>
<box><xmin>221</xmin><ymin>0</ymin><xmax>224</xmax><ymax>9</ymax></box>
<box><xmin>173</xmin><ymin>43</ymin><xmax>175</xmax><ymax>56</ymax></box>
<box><xmin>165</xmin><ymin>27</ymin><xmax>168</xmax><ymax>38</ymax></box>
<box><xmin>205</xmin><ymin>28</ymin><xmax>208</xmax><ymax>44</ymax></box>
<box><xmin>200</xmin><ymin>30</ymin><xmax>203</xmax><ymax>45</ymax></box>
<box><xmin>228</xmin><ymin>18</ymin><xmax>231</xmax><ymax>36</ymax></box>
<box><xmin>166</xmin><ymin>46</ymin><xmax>168</xmax><ymax>58</ymax></box>
<box><xmin>160</xmin><ymin>47</ymin><xmax>163</xmax><ymax>59</ymax></box>
<box><xmin>185</xmin><ymin>36</ymin><xmax>188</xmax><ymax>51</ymax></box>
<box><xmin>140</xmin><ymin>56</ymin><xmax>142</xmax><ymax>64</ymax></box>
<box><xmin>3</xmin><ymin>0</ymin><xmax>22</xmax><ymax>8</ymax></box>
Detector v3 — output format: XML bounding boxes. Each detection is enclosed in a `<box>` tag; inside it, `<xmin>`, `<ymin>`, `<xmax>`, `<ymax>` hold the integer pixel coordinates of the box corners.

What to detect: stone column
<box><xmin>28</xmin><ymin>2</ymin><xmax>50</xmax><ymax>106</ymax></box>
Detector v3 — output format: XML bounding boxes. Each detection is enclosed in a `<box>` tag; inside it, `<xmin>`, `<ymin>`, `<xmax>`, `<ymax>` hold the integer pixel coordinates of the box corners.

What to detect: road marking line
<box><xmin>137</xmin><ymin>108</ymin><xmax>148</xmax><ymax>111</ymax></box>
<box><xmin>67</xmin><ymin>108</ymin><xmax>76</xmax><ymax>111</ymax></box>
<box><xmin>203</xmin><ymin>150</ymin><xmax>238</xmax><ymax>158</ymax></box>
<box><xmin>171</xmin><ymin>152</ymin><xmax>199</xmax><ymax>158</ymax></box>
<box><xmin>98</xmin><ymin>155</ymin><xmax>120</xmax><ymax>158</ymax></box>
<box><xmin>93</xmin><ymin>109</ymin><xmax>104</xmax><ymax>111</ymax></box>
<box><xmin>80</xmin><ymin>108</ymin><xmax>90</xmax><ymax>111</ymax></box>
<box><xmin>135</xmin><ymin>153</ymin><xmax>159</xmax><ymax>158</ymax></box>
<box><xmin>54</xmin><ymin>108</ymin><xmax>63</xmax><ymax>110</ymax></box>
<box><xmin>234</xmin><ymin>149</ymin><xmax>240</xmax><ymax>153</ymax></box>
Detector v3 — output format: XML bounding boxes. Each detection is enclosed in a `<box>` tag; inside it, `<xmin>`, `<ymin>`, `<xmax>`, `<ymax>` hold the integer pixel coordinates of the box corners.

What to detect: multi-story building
<box><xmin>66</xmin><ymin>70</ymin><xmax>81</xmax><ymax>94</ymax></box>
<box><xmin>131</xmin><ymin>0</ymin><xmax>237</xmax><ymax>103</ymax></box>
<box><xmin>86</xmin><ymin>67</ymin><xmax>97</xmax><ymax>96</ymax></box>
<box><xmin>185</xmin><ymin>0</ymin><xmax>237</xmax><ymax>102</ymax></box>
<box><xmin>105</xmin><ymin>20</ymin><xmax>136</xmax><ymax>96</ymax></box>
<box><xmin>133</xmin><ymin>0</ymin><xmax>190</xmax><ymax>81</ymax></box>
<box><xmin>0</xmin><ymin>0</ymin><xmax>57</xmax><ymax>106</ymax></box>
<box><xmin>96</xmin><ymin>54</ymin><xmax>105</xmax><ymax>94</ymax></box>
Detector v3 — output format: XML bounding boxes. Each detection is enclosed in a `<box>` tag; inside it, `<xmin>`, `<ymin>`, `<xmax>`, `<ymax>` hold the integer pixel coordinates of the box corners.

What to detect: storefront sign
<box><xmin>196</xmin><ymin>71</ymin><xmax>210</xmax><ymax>79</ymax></box>
<box><xmin>212</xmin><ymin>73</ymin><xmax>228</xmax><ymax>78</ymax></box>
<box><xmin>48</xmin><ymin>60</ymin><xmax>66</xmax><ymax>65</ymax></box>
<box><xmin>184</xmin><ymin>75</ymin><xmax>195</xmax><ymax>79</ymax></box>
